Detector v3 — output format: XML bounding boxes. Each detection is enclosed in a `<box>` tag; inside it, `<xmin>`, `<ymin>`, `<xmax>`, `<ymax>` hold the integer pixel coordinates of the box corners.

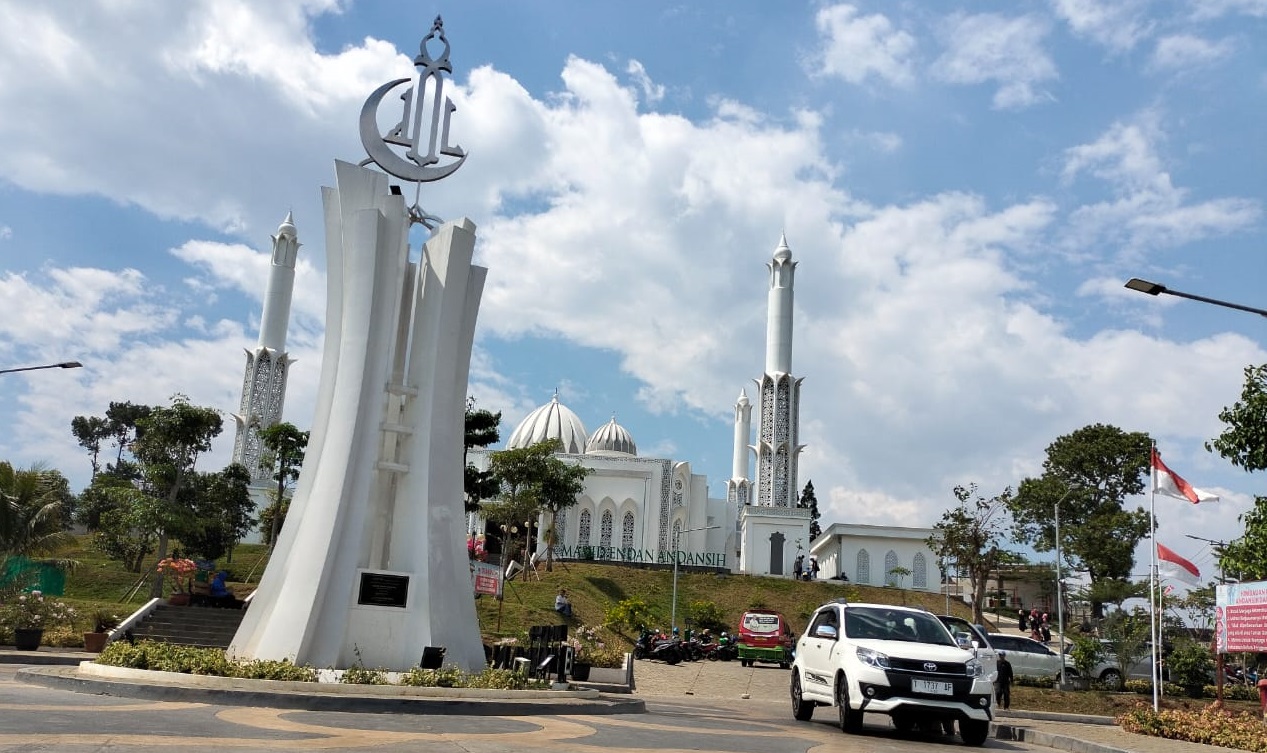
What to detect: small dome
<box><xmin>277</xmin><ymin>210</ymin><xmax>297</xmax><ymax>238</ymax></box>
<box><xmin>773</xmin><ymin>233</ymin><xmax>792</xmax><ymax>262</ymax></box>
<box><xmin>586</xmin><ymin>416</ymin><xmax>638</xmax><ymax>456</ymax></box>
<box><xmin>506</xmin><ymin>393</ymin><xmax>588</xmax><ymax>454</ymax></box>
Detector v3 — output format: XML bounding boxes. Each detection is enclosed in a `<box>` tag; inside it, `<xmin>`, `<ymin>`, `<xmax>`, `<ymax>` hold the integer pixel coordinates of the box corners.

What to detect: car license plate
<box><xmin>912</xmin><ymin>679</ymin><xmax>953</xmax><ymax>695</ymax></box>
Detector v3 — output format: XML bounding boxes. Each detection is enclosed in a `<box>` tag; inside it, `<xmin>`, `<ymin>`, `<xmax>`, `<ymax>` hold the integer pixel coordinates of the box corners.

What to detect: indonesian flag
<box><xmin>1151</xmin><ymin>448</ymin><xmax>1218</xmax><ymax>504</ymax></box>
<box><xmin>1157</xmin><ymin>542</ymin><xmax>1201</xmax><ymax>586</ymax></box>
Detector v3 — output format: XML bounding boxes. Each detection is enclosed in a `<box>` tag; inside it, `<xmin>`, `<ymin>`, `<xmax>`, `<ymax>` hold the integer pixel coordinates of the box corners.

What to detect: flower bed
<box><xmin>1119</xmin><ymin>701</ymin><xmax>1267</xmax><ymax>752</ymax></box>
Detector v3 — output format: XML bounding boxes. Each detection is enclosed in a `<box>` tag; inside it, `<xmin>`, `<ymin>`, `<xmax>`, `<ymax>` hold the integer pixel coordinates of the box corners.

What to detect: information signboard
<box><xmin>471</xmin><ymin>561</ymin><xmax>502</xmax><ymax>597</ymax></box>
<box><xmin>1216</xmin><ymin>580</ymin><xmax>1267</xmax><ymax>653</ymax></box>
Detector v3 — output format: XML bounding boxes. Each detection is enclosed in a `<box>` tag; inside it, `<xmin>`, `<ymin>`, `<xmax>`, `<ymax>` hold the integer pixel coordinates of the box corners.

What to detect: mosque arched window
<box><xmin>885</xmin><ymin>550</ymin><xmax>899</xmax><ymax>586</ymax></box>
<box><xmin>553</xmin><ymin>510</ymin><xmax>567</xmax><ymax>556</ymax></box>
<box><xmin>600</xmin><ymin>511</ymin><xmax>613</xmax><ymax>549</ymax></box>
<box><xmin>621</xmin><ymin>512</ymin><xmax>635</xmax><ymax>551</ymax></box>
<box><xmin>857</xmin><ymin>549</ymin><xmax>870</xmax><ymax>585</ymax></box>
<box><xmin>912</xmin><ymin>552</ymin><xmax>927</xmax><ymax>589</ymax></box>
<box><xmin>578</xmin><ymin>509</ymin><xmax>592</xmax><ymax>547</ymax></box>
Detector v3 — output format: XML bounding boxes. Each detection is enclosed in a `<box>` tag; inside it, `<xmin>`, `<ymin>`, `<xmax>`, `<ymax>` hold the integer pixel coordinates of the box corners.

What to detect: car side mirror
<box><xmin>955</xmin><ymin>633</ymin><xmax>972</xmax><ymax>650</ymax></box>
<box><xmin>814</xmin><ymin>624</ymin><xmax>838</xmax><ymax>640</ymax></box>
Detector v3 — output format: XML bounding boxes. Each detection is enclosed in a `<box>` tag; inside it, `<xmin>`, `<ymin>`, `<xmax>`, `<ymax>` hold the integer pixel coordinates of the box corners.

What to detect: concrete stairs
<box><xmin>129</xmin><ymin>604</ymin><xmax>246</xmax><ymax>649</ymax></box>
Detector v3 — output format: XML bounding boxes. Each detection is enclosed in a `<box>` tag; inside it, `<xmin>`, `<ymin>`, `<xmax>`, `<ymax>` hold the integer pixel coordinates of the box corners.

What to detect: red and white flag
<box><xmin>1151</xmin><ymin>448</ymin><xmax>1218</xmax><ymax>504</ymax></box>
<box><xmin>1157</xmin><ymin>542</ymin><xmax>1201</xmax><ymax>586</ymax></box>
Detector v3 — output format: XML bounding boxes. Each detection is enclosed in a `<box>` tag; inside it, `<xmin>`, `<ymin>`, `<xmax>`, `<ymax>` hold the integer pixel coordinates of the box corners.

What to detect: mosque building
<box><xmin>230</xmin><ymin>220</ymin><xmax>941</xmax><ymax>585</ymax></box>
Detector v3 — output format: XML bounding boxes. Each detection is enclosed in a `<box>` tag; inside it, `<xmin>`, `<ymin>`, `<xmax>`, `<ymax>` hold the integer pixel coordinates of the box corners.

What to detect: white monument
<box><xmin>230</xmin><ymin>17</ymin><xmax>488</xmax><ymax>672</ymax></box>
<box><xmin>737</xmin><ymin>235</ymin><xmax>810</xmax><ymax>575</ymax></box>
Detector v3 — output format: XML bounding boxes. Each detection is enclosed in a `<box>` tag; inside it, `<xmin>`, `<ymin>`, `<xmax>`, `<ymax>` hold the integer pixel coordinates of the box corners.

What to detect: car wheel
<box><xmin>790</xmin><ymin>672</ymin><xmax>814</xmax><ymax>721</ymax></box>
<box><xmin>835</xmin><ymin>676</ymin><xmax>863</xmax><ymax>733</ymax></box>
<box><xmin>891</xmin><ymin>715</ymin><xmax>914</xmax><ymax>734</ymax></box>
<box><xmin>1100</xmin><ymin>669</ymin><xmax>1123</xmax><ymax>691</ymax></box>
<box><xmin>960</xmin><ymin>719</ymin><xmax>989</xmax><ymax>746</ymax></box>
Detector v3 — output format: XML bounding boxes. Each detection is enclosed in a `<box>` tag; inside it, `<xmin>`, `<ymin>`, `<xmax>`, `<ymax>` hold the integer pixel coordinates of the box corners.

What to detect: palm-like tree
<box><xmin>0</xmin><ymin>462</ymin><xmax>77</xmax><ymax>592</ymax></box>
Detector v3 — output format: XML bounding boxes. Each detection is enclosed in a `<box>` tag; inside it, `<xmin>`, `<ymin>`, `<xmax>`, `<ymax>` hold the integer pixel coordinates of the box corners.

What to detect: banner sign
<box><xmin>553</xmin><ymin>545</ymin><xmax>727</xmax><ymax>568</ymax></box>
<box><xmin>1216</xmin><ymin>580</ymin><xmax>1267</xmax><ymax>653</ymax></box>
<box><xmin>471</xmin><ymin>561</ymin><xmax>502</xmax><ymax>597</ymax></box>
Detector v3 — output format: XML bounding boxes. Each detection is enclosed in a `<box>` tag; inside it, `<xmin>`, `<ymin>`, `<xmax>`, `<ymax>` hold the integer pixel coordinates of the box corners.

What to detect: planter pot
<box><xmin>167</xmin><ymin>593</ymin><xmax>191</xmax><ymax>606</ymax></box>
<box><xmin>13</xmin><ymin>627</ymin><xmax>43</xmax><ymax>651</ymax></box>
<box><xmin>571</xmin><ymin>662</ymin><xmax>592</xmax><ymax>681</ymax></box>
<box><xmin>83</xmin><ymin>632</ymin><xmax>109</xmax><ymax>653</ymax></box>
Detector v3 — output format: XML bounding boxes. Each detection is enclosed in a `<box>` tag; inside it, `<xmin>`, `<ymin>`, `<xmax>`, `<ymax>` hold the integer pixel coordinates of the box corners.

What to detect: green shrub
<box><xmin>603</xmin><ymin>598</ymin><xmax>655</xmax><ymax>632</ymax></box>
<box><xmin>1016</xmin><ymin>674</ymin><xmax>1055</xmax><ymax>688</ymax></box>
<box><xmin>1167</xmin><ymin>638</ymin><xmax>1215</xmax><ymax>689</ymax></box>
<box><xmin>232</xmin><ymin>659</ymin><xmax>317</xmax><ymax>682</ymax></box>
<box><xmin>1068</xmin><ymin>634</ymin><xmax>1105</xmax><ymax>678</ymax></box>
<box><xmin>687</xmin><ymin>601</ymin><xmax>727</xmax><ymax>633</ymax></box>
<box><xmin>340</xmin><ymin>665</ymin><xmax>388</xmax><ymax>685</ymax></box>
<box><xmin>1124</xmin><ymin>678</ymin><xmax>1187</xmax><ymax>697</ymax></box>
<box><xmin>96</xmin><ymin>641</ymin><xmax>232</xmax><ymax>675</ymax></box>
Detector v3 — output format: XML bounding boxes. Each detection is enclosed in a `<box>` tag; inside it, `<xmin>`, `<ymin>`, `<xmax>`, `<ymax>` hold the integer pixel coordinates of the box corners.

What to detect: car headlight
<box><xmin>856</xmin><ymin>646</ymin><xmax>890</xmax><ymax>669</ymax></box>
<box><xmin>965</xmin><ymin>658</ymin><xmax>982</xmax><ymax>677</ymax></box>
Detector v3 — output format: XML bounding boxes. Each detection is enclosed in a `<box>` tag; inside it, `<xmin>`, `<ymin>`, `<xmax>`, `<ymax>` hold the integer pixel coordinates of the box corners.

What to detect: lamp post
<box><xmin>671</xmin><ymin>524</ymin><xmax>720</xmax><ymax>632</ymax></box>
<box><xmin>0</xmin><ymin>361</ymin><xmax>82</xmax><ymax>375</ymax></box>
<box><xmin>1124</xmin><ymin>278</ymin><xmax>1267</xmax><ymax>319</ymax></box>
<box><xmin>1052</xmin><ymin>483</ymin><xmax>1083</xmax><ymax>688</ymax></box>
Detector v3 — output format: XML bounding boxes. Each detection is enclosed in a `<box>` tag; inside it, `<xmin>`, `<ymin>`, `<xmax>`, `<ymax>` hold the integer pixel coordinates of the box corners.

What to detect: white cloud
<box><xmin>932</xmin><ymin>13</ymin><xmax>1057</xmax><ymax>109</ymax></box>
<box><xmin>1051</xmin><ymin>0</ymin><xmax>1155</xmax><ymax>52</ymax></box>
<box><xmin>1060</xmin><ymin>117</ymin><xmax>1260</xmax><ymax>254</ymax></box>
<box><xmin>1149</xmin><ymin>34</ymin><xmax>1235</xmax><ymax>71</ymax></box>
<box><xmin>0</xmin><ymin>225</ymin><xmax>11</xmax><ymax>240</ymax></box>
<box><xmin>813</xmin><ymin>4</ymin><xmax>916</xmax><ymax>86</ymax></box>
<box><xmin>1188</xmin><ymin>0</ymin><xmax>1267</xmax><ymax>19</ymax></box>
<box><xmin>626</xmin><ymin>60</ymin><xmax>665</xmax><ymax>105</ymax></box>
<box><xmin>843</xmin><ymin>129</ymin><xmax>903</xmax><ymax>154</ymax></box>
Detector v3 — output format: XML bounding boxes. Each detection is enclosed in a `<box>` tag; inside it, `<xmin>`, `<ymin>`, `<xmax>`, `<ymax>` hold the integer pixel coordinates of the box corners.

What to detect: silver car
<box><xmin>987</xmin><ymin>634</ymin><xmax>1076</xmax><ymax>680</ymax></box>
<box><xmin>936</xmin><ymin>616</ymin><xmax>998</xmax><ymax>684</ymax></box>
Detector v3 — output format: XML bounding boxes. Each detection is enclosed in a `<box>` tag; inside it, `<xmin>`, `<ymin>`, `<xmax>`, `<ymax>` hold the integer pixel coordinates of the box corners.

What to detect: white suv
<box><xmin>790</xmin><ymin>600</ymin><xmax>995</xmax><ymax>746</ymax></box>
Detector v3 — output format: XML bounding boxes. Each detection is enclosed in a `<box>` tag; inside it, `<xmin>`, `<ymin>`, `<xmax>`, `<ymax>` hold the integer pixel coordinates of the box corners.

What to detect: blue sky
<box><xmin>0</xmin><ymin>0</ymin><xmax>1264</xmax><ymax>587</ymax></box>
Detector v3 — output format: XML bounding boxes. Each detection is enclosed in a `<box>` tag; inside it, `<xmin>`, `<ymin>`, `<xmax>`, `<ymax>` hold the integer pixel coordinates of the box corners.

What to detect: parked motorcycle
<box><xmin>634</xmin><ymin>628</ymin><xmax>683</xmax><ymax>664</ymax></box>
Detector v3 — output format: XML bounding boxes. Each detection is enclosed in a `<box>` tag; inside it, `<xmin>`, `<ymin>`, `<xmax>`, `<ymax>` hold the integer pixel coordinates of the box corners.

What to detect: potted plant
<box><xmin>156</xmin><ymin>557</ymin><xmax>198</xmax><ymax>606</ymax></box>
<box><xmin>1</xmin><ymin>590</ymin><xmax>76</xmax><ymax>650</ymax></box>
<box><xmin>83</xmin><ymin>610</ymin><xmax>120</xmax><ymax>653</ymax></box>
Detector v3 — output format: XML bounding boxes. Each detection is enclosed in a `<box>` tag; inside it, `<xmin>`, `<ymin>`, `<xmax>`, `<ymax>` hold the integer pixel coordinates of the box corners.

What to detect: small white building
<box><xmin>810</xmin><ymin>523</ymin><xmax>940</xmax><ymax>591</ymax></box>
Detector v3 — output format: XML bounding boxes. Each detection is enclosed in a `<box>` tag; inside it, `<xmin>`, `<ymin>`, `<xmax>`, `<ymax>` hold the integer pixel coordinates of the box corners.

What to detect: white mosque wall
<box><xmin>811</xmin><ymin>523</ymin><xmax>938</xmax><ymax>591</ymax></box>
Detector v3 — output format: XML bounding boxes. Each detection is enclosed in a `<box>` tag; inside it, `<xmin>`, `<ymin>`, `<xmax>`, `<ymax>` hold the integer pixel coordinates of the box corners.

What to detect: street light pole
<box><xmin>1055</xmin><ymin>499</ymin><xmax>1066</xmax><ymax>687</ymax></box>
<box><xmin>1124</xmin><ymin>278</ymin><xmax>1267</xmax><ymax>319</ymax></box>
<box><xmin>0</xmin><ymin>361</ymin><xmax>82</xmax><ymax>375</ymax></box>
<box><xmin>671</xmin><ymin>524</ymin><xmax>720</xmax><ymax>632</ymax></box>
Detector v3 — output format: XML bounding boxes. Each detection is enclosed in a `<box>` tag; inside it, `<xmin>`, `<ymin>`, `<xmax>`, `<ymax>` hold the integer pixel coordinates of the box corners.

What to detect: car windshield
<box><xmin>844</xmin><ymin>607</ymin><xmax>955</xmax><ymax>646</ymax></box>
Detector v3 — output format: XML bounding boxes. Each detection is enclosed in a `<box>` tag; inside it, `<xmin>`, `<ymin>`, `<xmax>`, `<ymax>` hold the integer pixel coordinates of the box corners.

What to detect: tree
<box><xmin>800</xmin><ymin>480</ymin><xmax>822</xmax><ymax>540</ymax></box>
<box><xmin>180</xmin><ymin>463</ymin><xmax>256</xmax><ymax>561</ymax></box>
<box><xmin>464</xmin><ymin>398</ymin><xmax>501</xmax><ymax>514</ymax></box>
<box><xmin>1100</xmin><ymin>608</ymin><xmax>1153</xmax><ymax>683</ymax></box>
<box><xmin>483</xmin><ymin>439</ymin><xmax>589</xmax><ymax>571</ymax></box>
<box><xmin>70</xmin><ymin>415</ymin><xmax>110</xmax><ymax>478</ymax></box>
<box><xmin>1008</xmin><ymin>424</ymin><xmax>1152</xmax><ymax>618</ymax></box>
<box><xmin>0</xmin><ymin>462</ymin><xmax>75</xmax><ymax>559</ymax></box>
<box><xmin>927</xmin><ymin>483</ymin><xmax>1014</xmax><ymax>625</ymax></box>
<box><xmin>1208</xmin><ymin>364</ymin><xmax>1267</xmax><ymax>581</ymax></box>
<box><xmin>257</xmin><ymin>422</ymin><xmax>309</xmax><ymax>547</ymax></box>
<box><xmin>537</xmin><ymin>453</ymin><xmax>589</xmax><ymax>571</ymax></box>
<box><xmin>131</xmin><ymin>394</ymin><xmax>223</xmax><ymax>597</ymax></box>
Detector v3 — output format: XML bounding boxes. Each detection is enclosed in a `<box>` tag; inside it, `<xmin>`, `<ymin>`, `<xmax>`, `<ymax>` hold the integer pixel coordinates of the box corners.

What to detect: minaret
<box><xmin>232</xmin><ymin>212</ymin><xmax>299</xmax><ymax>482</ymax></box>
<box><xmin>727</xmin><ymin>389</ymin><xmax>753</xmax><ymax>562</ymax></box>
<box><xmin>754</xmin><ymin>234</ymin><xmax>803</xmax><ymax>508</ymax></box>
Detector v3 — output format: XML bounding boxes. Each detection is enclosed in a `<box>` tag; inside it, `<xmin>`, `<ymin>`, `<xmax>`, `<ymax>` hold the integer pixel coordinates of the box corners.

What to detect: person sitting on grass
<box><xmin>554</xmin><ymin>588</ymin><xmax>573</xmax><ymax>618</ymax></box>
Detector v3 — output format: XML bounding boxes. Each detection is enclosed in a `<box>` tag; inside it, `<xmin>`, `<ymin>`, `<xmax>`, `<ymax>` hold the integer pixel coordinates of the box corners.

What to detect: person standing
<box><xmin>793</xmin><ymin>554</ymin><xmax>804</xmax><ymax>580</ymax></box>
<box><xmin>1018</xmin><ymin>608</ymin><xmax>1028</xmax><ymax>632</ymax></box>
<box><xmin>996</xmin><ymin>651</ymin><xmax>1014</xmax><ymax>710</ymax></box>
<box><xmin>1040</xmin><ymin>615</ymin><xmax>1052</xmax><ymax>643</ymax></box>
<box><xmin>810</xmin><ymin>557</ymin><xmax>820</xmax><ymax>580</ymax></box>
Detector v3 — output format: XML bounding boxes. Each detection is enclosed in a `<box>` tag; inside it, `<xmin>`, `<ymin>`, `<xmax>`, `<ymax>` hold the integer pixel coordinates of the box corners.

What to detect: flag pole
<box><xmin>1149</xmin><ymin>442</ymin><xmax>1160</xmax><ymax>712</ymax></box>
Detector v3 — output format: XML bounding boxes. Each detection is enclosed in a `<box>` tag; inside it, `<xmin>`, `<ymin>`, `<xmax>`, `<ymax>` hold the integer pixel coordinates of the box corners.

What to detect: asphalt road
<box><xmin>0</xmin><ymin>661</ymin><xmax>1049</xmax><ymax>753</ymax></box>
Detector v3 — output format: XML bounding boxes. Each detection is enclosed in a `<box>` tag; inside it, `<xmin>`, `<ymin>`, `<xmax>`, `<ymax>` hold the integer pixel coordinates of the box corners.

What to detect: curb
<box><xmin>997</xmin><ymin>709</ymin><xmax>1117</xmax><ymax>726</ymax></box>
<box><xmin>0</xmin><ymin>650</ymin><xmax>93</xmax><ymax>666</ymax></box>
<box><xmin>16</xmin><ymin>665</ymin><xmax>646</xmax><ymax>716</ymax></box>
<box><xmin>994</xmin><ymin>724</ymin><xmax>1134</xmax><ymax>753</ymax></box>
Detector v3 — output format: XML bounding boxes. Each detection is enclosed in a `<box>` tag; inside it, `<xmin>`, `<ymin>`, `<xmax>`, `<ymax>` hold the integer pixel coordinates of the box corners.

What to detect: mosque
<box><xmin>231</xmin><ymin>220</ymin><xmax>941</xmax><ymax>585</ymax></box>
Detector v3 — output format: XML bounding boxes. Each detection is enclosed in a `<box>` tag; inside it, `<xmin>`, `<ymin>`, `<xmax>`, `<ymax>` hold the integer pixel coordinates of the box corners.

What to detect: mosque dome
<box><xmin>585</xmin><ymin>416</ymin><xmax>638</xmax><ymax>457</ymax></box>
<box><xmin>506</xmin><ymin>393</ymin><xmax>588</xmax><ymax>454</ymax></box>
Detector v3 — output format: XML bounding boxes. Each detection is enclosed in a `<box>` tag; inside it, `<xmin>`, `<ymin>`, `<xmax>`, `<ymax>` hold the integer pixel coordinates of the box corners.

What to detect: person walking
<box><xmin>995</xmin><ymin>651</ymin><xmax>1014</xmax><ymax>710</ymax></box>
<box><xmin>810</xmin><ymin>557</ymin><xmax>820</xmax><ymax>580</ymax></box>
<box><xmin>1040</xmin><ymin>614</ymin><xmax>1052</xmax><ymax>643</ymax></box>
<box><xmin>1018</xmin><ymin>608</ymin><xmax>1028</xmax><ymax>632</ymax></box>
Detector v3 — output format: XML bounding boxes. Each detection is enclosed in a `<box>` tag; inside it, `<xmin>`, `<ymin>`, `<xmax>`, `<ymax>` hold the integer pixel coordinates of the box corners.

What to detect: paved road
<box><xmin>0</xmin><ymin>663</ymin><xmax>1051</xmax><ymax>753</ymax></box>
